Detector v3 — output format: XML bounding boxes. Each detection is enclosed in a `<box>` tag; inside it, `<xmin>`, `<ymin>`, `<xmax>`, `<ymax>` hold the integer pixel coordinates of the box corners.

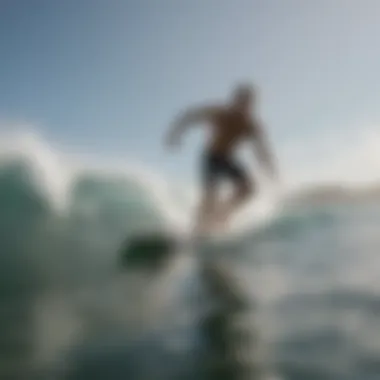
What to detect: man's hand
<box><xmin>271</xmin><ymin>172</ymin><xmax>285</xmax><ymax>199</ymax></box>
<box><xmin>251</xmin><ymin>120</ymin><xmax>279</xmax><ymax>185</ymax></box>
<box><xmin>164</xmin><ymin>130</ymin><xmax>181</xmax><ymax>150</ymax></box>
<box><xmin>268</xmin><ymin>164</ymin><xmax>279</xmax><ymax>183</ymax></box>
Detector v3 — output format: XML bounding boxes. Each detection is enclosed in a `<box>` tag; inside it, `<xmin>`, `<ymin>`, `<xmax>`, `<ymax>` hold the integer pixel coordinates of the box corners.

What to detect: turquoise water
<box><xmin>0</xmin><ymin>153</ymin><xmax>380</xmax><ymax>380</ymax></box>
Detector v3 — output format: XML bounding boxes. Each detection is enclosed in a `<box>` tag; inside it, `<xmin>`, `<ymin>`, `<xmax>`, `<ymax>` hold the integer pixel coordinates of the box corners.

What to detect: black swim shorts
<box><xmin>201</xmin><ymin>151</ymin><xmax>248</xmax><ymax>186</ymax></box>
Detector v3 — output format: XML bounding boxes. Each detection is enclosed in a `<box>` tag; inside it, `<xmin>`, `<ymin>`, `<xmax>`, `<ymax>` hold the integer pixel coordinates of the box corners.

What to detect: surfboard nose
<box><xmin>119</xmin><ymin>232</ymin><xmax>179</xmax><ymax>270</ymax></box>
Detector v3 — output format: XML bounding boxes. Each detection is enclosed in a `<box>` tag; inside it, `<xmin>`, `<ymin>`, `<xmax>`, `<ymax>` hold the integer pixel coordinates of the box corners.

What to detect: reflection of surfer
<box><xmin>165</xmin><ymin>83</ymin><xmax>278</xmax><ymax>233</ymax></box>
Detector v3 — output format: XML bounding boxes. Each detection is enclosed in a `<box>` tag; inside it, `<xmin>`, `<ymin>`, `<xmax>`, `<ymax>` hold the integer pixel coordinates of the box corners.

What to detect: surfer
<box><xmin>165</xmin><ymin>83</ymin><xmax>278</xmax><ymax>233</ymax></box>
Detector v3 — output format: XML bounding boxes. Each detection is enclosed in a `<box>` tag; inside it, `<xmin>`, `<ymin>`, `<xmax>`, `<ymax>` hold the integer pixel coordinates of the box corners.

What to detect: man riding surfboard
<box><xmin>165</xmin><ymin>83</ymin><xmax>278</xmax><ymax>234</ymax></box>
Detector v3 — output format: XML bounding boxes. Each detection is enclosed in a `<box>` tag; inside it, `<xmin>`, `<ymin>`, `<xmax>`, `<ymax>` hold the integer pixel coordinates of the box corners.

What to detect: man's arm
<box><xmin>251</xmin><ymin>120</ymin><xmax>278</xmax><ymax>179</ymax></box>
<box><xmin>165</xmin><ymin>105</ymin><xmax>219</xmax><ymax>148</ymax></box>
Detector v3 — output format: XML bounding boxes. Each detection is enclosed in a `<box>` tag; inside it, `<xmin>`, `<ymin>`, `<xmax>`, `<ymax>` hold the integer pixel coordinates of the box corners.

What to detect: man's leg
<box><xmin>194</xmin><ymin>183</ymin><xmax>218</xmax><ymax>234</ymax></box>
<box><xmin>195</xmin><ymin>151</ymin><xmax>220</xmax><ymax>234</ymax></box>
<box><xmin>214</xmin><ymin>156</ymin><xmax>255</xmax><ymax>230</ymax></box>
<box><xmin>214</xmin><ymin>180</ymin><xmax>253</xmax><ymax>230</ymax></box>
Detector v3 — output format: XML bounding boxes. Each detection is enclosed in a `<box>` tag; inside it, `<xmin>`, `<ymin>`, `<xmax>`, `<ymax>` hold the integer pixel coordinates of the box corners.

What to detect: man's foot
<box><xmin>210</xmin><ymin>208</ymin><xmax>231</xmax><ymax>233</ymax></box>
<box><xmin>193</xmin><ymin>215</ymin><xmax>217</xmax><ymax>237</ymax></box>
<box><xmin>193</xmin><ymin>214</ymin><xmax>227</xmax><ymax>236</ymax></box>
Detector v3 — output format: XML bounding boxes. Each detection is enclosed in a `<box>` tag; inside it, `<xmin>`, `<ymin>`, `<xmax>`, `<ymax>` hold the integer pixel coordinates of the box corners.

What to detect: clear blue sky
<box><xmin>1</xmin><ymin>0</ymin><xmax>380</xmax><ymax>181</ymax></box>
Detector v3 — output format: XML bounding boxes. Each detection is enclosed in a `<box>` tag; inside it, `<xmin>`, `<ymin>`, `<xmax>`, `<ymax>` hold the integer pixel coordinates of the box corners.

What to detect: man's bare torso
<box><xmin>207</xmin><ymin>106</ymin><xmax>255</xmax><ymax>156</ymax></box>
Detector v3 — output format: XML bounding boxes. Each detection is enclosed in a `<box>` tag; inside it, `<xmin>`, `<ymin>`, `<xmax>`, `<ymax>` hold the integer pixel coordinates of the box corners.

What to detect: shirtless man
<box><xmin>165</xmin><ymin>83</ymin><xmax>278</xmax><ymax>234</ymax></box>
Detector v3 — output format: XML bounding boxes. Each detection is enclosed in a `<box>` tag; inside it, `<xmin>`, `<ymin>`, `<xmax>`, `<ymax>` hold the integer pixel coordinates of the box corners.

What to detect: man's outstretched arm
<box><xmin>251</xmin><ymin>120</ymin><xmax>278</xmax><ymax>180</ymax></box>
<box><xmin>165</xmin><ymin>105</ymin><xmax>219</xmax><ymax>147</ymax></box>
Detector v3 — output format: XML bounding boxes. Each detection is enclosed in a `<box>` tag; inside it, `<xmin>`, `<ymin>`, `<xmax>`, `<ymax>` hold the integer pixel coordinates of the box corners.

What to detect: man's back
<box><xmin>207</xmin><ymin>106</ymin><xmax>255</xmax><ymax>156</ymax></box>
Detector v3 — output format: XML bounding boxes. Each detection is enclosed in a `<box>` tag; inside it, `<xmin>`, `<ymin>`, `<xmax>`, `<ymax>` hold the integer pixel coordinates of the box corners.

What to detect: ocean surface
<box><xmin>1</xmin><ymin>134</ymin><xmax>380</xmax><ymax>380</ymax></box>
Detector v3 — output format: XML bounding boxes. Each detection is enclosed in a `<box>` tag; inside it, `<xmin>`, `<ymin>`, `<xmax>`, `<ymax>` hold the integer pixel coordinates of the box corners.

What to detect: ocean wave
<box><xmin>2</xmin><ymin>132</ymin><xmax>380</xmax><ymax>379</ymax></box>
